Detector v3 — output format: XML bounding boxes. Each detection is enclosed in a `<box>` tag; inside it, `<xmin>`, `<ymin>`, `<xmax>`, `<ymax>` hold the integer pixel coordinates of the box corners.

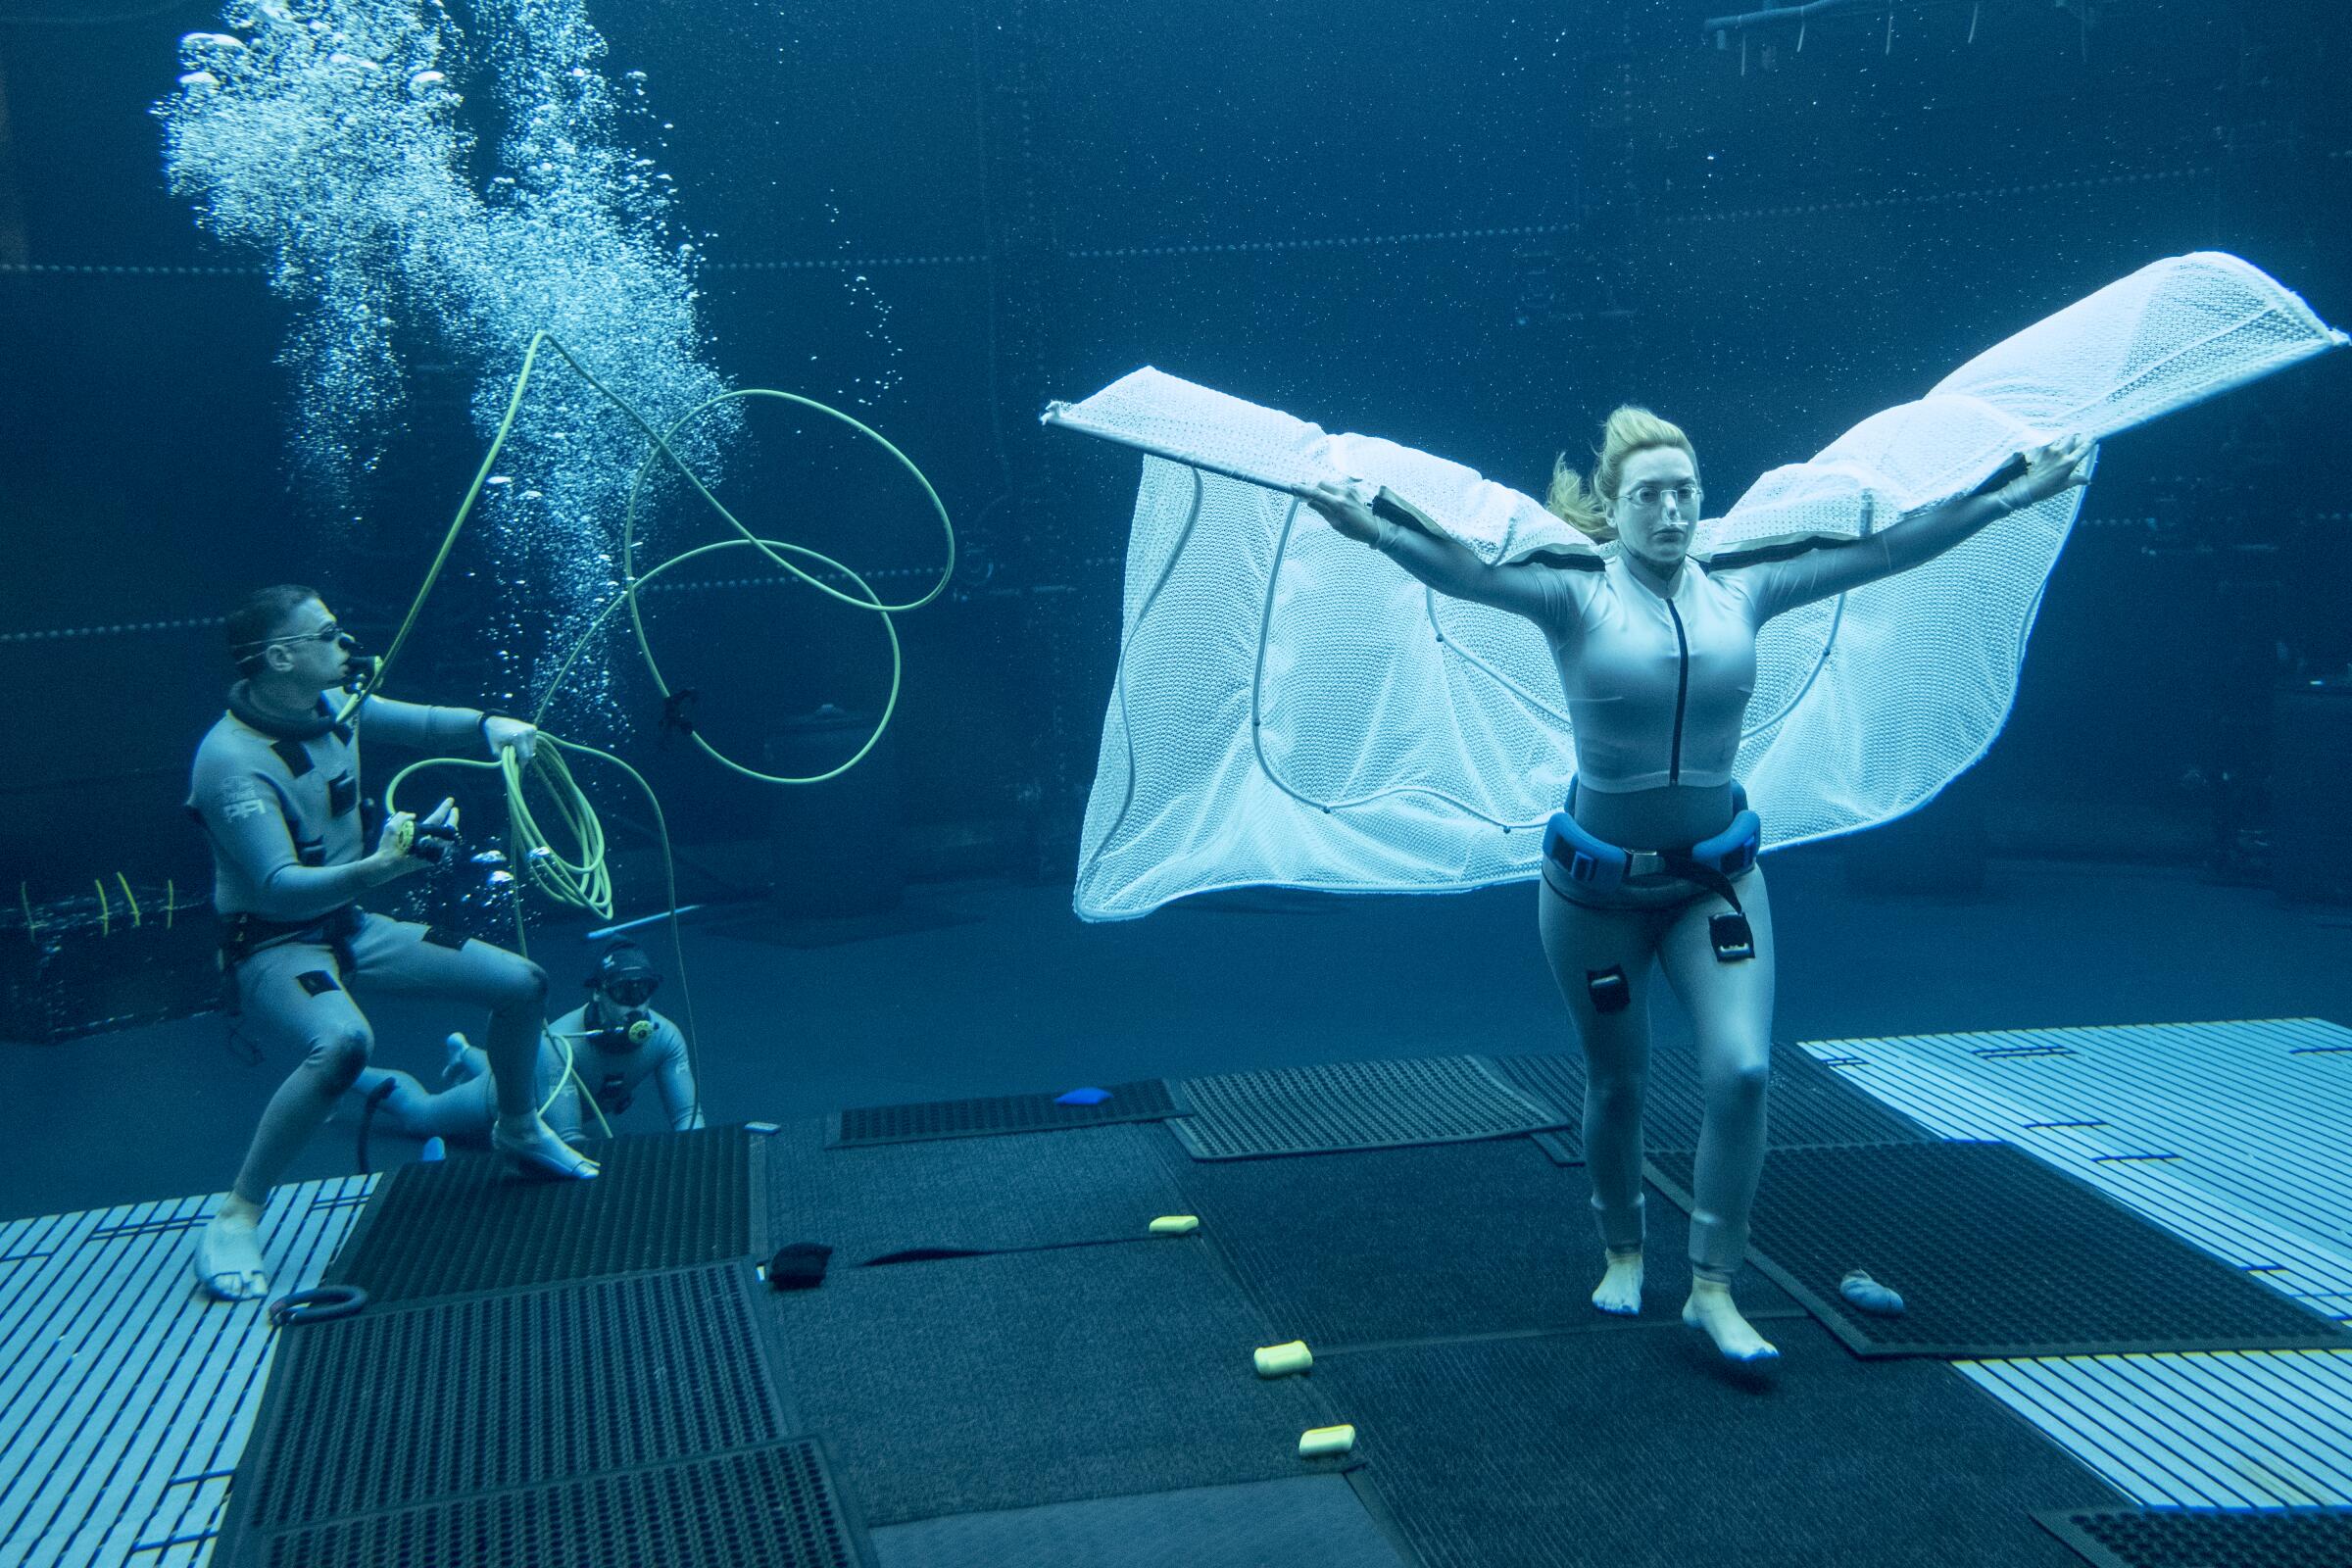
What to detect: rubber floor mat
<box><xmin>1311</xmin><ymin>1319</ymin><xmax>2122</xmax><ymax>1568</ymax></box>
<box><xmin>2034</xmin><ymin>1505</ymin><xmax>2352</xmax><ymax>1568</ymax></box>
<box><xmin>763</xmin><ymin>1240</ymin><xmax>1337</xmax><ymax>1525</ymax></box>
<box><xmin>220</xmin><ymin>1440</ymin><xmax>864</xmax><ymax>1568</ymax></box>
<box><xmin>1171</xmin><ymin>1055</ymin><xmax>1567</xmax><ymax>1160</ymax></box>
<box><xmin>324</xmin><ymin>1127</ymin><xmax>760</xmax><ymax>1304</ymax></box>
<box><xmin>771</xmin><ymin>1120</ymin><xmax>1196</xmax><ymax>1262</ymax></box>
<box><xmin>1646</xmin><ymin>1141</ymin><xmax>2352</xmax><ymax>1357</ymax></box>
<box><xmin>1158</xmin><ymin>1136</ymin><xmax>1798</xmax><ymax>1348</ymax></box>
<box><xmin>220</xmin><ymin>1264</ymin><xmax>793</xmax><ymax>1535</ymax></box>
<box><xmin>1495</xmin><ymin>1040</ymin><xmax>1935</xmax><ymax>1156</ymax></box>
<box><xmin>870</xmin><ymin>1476</ymin><xmax>1412</xmax><ymax>1568</ymax></box>
<box><xmin>829</xmin><ymin>1079</ymin><xmax>1190</xmax><ymax>1147</ymax></box>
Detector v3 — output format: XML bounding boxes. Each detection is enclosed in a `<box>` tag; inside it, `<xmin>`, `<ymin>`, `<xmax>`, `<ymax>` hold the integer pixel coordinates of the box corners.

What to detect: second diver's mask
<box><xmin>587</xmin><ymin>953</ymin><xmax>660</xmax><ymax>1049</ymax></box>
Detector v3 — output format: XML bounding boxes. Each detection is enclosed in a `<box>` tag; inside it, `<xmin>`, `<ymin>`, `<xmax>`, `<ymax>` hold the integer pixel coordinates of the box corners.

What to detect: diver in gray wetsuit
<box><xmin>187</xmin><ymin>584</ymin><xmax>598</xmax><ymax>1303</ymax></box>
<box><xmin>352</xmin><ymin>939</ymin><xmax>705</xmax><ymax>1148</ymax></box>
<box><xmin>1299</xmin><ymin>414</ymin><xmax>2092</xmax><ymax>1365</ymax></box>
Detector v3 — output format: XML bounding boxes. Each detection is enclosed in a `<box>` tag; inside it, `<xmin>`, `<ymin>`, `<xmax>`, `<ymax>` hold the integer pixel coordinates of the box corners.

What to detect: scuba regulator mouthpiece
<box><xmin>626</xmin><ymin>1017</ymin><xmax>655</xmax><ymax>1047</ymax></box>
<box><xmin>341</xmin><ymin>645</ymin><xmax>382</xmax><ymax>698</ymax></box>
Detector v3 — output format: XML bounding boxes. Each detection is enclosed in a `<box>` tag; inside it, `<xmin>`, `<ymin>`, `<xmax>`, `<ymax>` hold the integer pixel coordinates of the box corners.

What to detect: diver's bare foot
<box><xmin>193</xmin><ymin>1199</ymin><xmax>269</xmax><ymax>1301</ymax></box>
<box><xmin>492</xmin><ymin>1114</ymin><xmax>600</xmax><ymax>1180</ymax></box>
<box><xmin>442</xmin><ymin>1031</ymin><xmax>472</xmax><ymax>1087</ymax></box>
<box><xmin>1592</xmin><ymin>1249</ymin><xmax>1643</xmax><ymax>1315</ymax></box>
<box><xmin>1683</xmin><ymin>1279</ymin><xmax>1778</xmax><ymax>1363</ymax></box>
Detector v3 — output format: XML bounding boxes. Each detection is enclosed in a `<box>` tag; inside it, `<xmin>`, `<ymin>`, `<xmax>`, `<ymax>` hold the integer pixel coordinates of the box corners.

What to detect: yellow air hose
<box><xmin>360</xmin><ymin>330</ymin><xmax>955</xmax><ymax>1133</ymax></box>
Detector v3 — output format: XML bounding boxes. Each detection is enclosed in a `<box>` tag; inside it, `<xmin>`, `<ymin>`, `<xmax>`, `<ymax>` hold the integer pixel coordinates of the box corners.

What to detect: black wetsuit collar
<box><xmin>227</xmin><ymin>681</ymin><xmax>340</xmax><ymax>741</ymax></box>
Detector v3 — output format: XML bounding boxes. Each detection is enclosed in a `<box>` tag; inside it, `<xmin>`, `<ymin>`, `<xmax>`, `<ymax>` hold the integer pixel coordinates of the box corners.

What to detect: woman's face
<box><xmin>1610</xmin><ymin>446</ymin><xmax>1703</xmax><ymax>574</ymax></box>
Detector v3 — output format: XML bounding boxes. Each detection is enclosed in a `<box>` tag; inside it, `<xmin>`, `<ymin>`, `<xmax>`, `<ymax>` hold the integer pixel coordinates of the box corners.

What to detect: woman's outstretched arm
<box><xmin>1295</xmin><ymin>479</ymin><xmax>1567</xmax><ymax>626</ymax></box>
<box><xmin>1733</xmin><ymin>436</ymin><xmax>2094</xmax><ymax>623</ymax></box>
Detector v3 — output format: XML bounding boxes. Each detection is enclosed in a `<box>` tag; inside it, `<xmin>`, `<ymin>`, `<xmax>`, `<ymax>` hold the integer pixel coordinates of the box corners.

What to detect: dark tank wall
<box><xmin>1</xmin><ymin>0</ymin><xmax>2347</xmax><ymax>940</ymax></box>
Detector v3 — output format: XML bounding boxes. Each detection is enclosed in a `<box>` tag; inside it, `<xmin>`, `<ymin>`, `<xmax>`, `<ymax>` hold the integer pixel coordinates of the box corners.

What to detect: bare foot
<box><xmin>193</xmin><ymin>1200</ymin><xmax>269</xmax><ymax>1301</ymax></box>
<box><xmin>492</xmin><ymin>1115</ymin><xmax>600</xmax><ymax>1180</ymax></box>
<box><xmin>1592</xmin><ymin>1249</ymin><xmax>1643</xmax><ymax>1316</ymax></box>
<box><xmin>1683</xmin><ymin>1279</ymin><xmax>1778</xmax><ymax>1364</ymax></box>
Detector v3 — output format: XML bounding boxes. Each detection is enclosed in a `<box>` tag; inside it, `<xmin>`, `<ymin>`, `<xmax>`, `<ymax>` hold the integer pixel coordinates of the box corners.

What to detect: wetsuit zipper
<box><xmin>1665</xmin><ymin>599</ymin><xmax>1689</xmax><ymax>784</ymax></box>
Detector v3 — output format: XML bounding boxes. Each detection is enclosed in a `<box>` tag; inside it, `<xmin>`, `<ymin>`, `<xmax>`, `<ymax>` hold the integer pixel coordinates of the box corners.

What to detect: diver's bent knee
<box><xmin>1585</xmin><ymin>1072</ymin><xmax>1647</xmax><ymax>1107</ymax></box>
<box><xmin>487</xmin><ymin>956</ymin><xmax>550</xmax><ymax>1012</ymax></box>
<box><xmin>308</xmin><ymin>1027</ymin><xmax>374</xmax><ymax>1094</ymax></box>
<box><xmin>1703</xmin><ymin>1059</ymin><xmax>1771</xmax><ymax>1108</ymax></box>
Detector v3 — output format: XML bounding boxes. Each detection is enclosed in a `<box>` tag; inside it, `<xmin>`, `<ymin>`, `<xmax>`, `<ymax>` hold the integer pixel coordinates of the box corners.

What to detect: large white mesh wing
<box><xmin>1050</xmin><ymin>253</ymin><xmax>2345</xmax><ymax>921</ymax></box>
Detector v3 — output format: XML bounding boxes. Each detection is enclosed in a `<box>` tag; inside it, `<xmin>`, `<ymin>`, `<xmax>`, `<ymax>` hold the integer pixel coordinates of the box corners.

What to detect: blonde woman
<box><xmin>1298</xmin><ymin>413</ymin><xmax>2090</xmax><ymax>1365</ymax></box>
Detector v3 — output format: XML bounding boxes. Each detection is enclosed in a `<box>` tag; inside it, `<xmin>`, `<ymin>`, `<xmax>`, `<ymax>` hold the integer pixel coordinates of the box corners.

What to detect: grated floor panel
<box><xmin>1171</xmin><ymin>1054</ymin><xmax>1565</xmax><ymax>1159</ymax></box>
<box><xmin>1647</xmin><ymin>1140</ymin><xmax>2350</xmax><ymax>1356</ymax></box>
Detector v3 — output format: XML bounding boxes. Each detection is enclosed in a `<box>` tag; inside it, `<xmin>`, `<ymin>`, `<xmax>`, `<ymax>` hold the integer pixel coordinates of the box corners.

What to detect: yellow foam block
<box><xmin>1149</xmin><ymin>1215</ymin><xmax>1200</xmax><ymax>1236</ymax></box>
<box><xmin>1298</xmin><ymin>1424</ymin><xmax>1355</xmax><ymax>1458</ymax></box>
<box><xmin>1253</xmin><ymin>1340</ymin><xmax>1313</xmax><ymax>1378</ymax></box>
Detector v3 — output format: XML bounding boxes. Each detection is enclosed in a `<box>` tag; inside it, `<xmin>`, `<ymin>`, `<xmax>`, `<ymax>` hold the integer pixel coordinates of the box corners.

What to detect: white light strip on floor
<box><xmin>1834</xmin><ymin>1019</ymin><xmax>2352</xmax><ymax>1250</ymax></box>
<box><xmin>1811</xmin><ymin>1017</ymin><xmax>2352</xmax><ymax>1509</ymax></box>
<box><xmin>0</xmin><ymin>1178</ymin><xmax>371</xmax><ymax>1568</ymax></box>
<box><xmin>1956</xmin><ymin>1351</ymin><xmax>2352</xmax><ymax>1507</ymax></box>
<box><xmin>1801</xmin><ymin>1019</ymin><xmax>2352</xmax><ymax>1304</ymax></box>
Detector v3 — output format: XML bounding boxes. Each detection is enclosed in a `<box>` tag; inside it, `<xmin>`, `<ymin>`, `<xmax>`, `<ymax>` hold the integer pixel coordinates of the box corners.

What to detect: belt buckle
<box><xmin>1628</xmin><ymin>850</ymin><xmax>1666</xmax><ymax>879</ymax></box>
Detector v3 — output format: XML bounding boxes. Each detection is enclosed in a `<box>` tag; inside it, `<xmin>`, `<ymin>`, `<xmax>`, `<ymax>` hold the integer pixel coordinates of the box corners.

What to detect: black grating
<box><xmin>1495</xmin><ymin>1041</ymin><xmax>1935</xmax><ymax>1156</ymax></box>
<box><xmin>2035</xmin><ymin>1506</ymin><xmax>2352</xmax><ymax>1568</ymax></box>
<box><xmin>828</xmin><ymin>1078</ymin><xmax>1189</xmax><ymax>1147</ymax></box>
<box><xmin>325</xmin><ymin>1128</ymin><xmax>758</xmax><ymax>1302</ymax></box>
<box><xmin>233</xmin><ymin>1265</ymin><xmax>790</xmax><ymax>1531</ymax></box>
<box><xmin>237</xmin><ymin>1441</ymin><xmax>861</xmax><ymax>1568</ymax></box>
<box><xmin>1647</xmin><ymin>1141</ymin><xmax>2352</xmax><ymax>1357</ymax></box>
<box><xmin>1171</xmin><ymin>1055</ymin><xmax>1567</xmax><ymax>1159</ymax></box>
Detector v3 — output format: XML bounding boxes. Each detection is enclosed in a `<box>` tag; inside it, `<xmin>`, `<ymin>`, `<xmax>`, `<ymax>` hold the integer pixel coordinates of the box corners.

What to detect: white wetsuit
<box><xmin>1368</xmin><ymin>512</ymin><xmax>1965</xmax><ymax>1278</ymax></box>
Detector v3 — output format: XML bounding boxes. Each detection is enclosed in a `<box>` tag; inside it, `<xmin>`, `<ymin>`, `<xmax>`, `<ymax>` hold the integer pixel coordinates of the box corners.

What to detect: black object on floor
<box><xmin>223</xmin><ymin>1264</ymin><xmax>797</xmax><ymax>1535</ymax></box>
<box><xmin>1311</xmin><ymin>1319</ymin><xmax>2124</xmax><ymax>1568</ymax></box>
<box><xmin>1496</xmin><ymin>1040</ymin><xmax>1935</xmax><ymax>1157</ymax></box>
<box><xmin>828</xmin><ymin>1079</ymin><xmax>1191</xmax><ymax>1147</ymax></box>
<box><xmin>219</xmin><ymin>1441</ymin><xmax>865</xmax><ymax>1568</ymax></box>
<box><xmin>1158</xmin><ymin>1135</ymin><xmax>1800</xmax><ymax>1349</ymax></box>
<box><xmin>762</xmin><ymin>1239</ymin><xmax>1337</xmax><ymax>1526</ymax></box>
<box><xmin>2034</xmin><ymin>1505</ymin><xmax>2352</xmax><ymax>1568</ymax></box>
<box><xmin>769</xmin><ymin>1241</ymin><xmax>835</xmax><ymax>1290</ymax></box>
<box><xmin>868</xmin><ymin>1476</ymin><xmax>1415</xmax><ymax>1568</ymax></box>
<box><xmin>1646</xmin><ymin>1141</ymin><xmax>2352</xmax><ymax>1357</ymax></box>
<box><xmin>325</xmin><ymin>1128</ymin><xmax>761</xmax><ymax>1304</ymax></box>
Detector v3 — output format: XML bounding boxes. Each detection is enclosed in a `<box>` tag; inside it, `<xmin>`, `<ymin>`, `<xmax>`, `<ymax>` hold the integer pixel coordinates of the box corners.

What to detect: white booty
<box><xmin>193</xmin><ymin>1209</ymin><xmax>270</xmax><ymax>1301</ymax></box>
<box><xmin>492</xmin><ymin>1114</ymin><xmax>600</xmax><ymax>1180</ymax></box>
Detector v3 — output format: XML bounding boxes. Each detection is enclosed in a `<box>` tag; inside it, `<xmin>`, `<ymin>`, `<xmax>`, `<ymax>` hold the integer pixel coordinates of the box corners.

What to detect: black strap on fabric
<box><xmin>220</xmin><ymin>906</ymin><xmax>364</xmax><ymax>977</ymax></box>
<box><xmin>420</xmin><ymin>925</ymin><xmax>469</xmax><ymax>952</ymax></box>
<box><xmin>270</xmin><ymin>738</ymin><xmax>315</xmax><ymax>778</ymax></box>
<box><xmin>1586</xmin><ymin>965</ymin><xmax>1632</xmax><ymax>1014</ymax></box>
<box><xmin>327</xmin><ymin>773</ymin><xmax>359</xmax><ymax>817</ymax></box>
<box><xmin>295</xmin><ymin>969</ymin><xmax>341</xmax><ymax>997</ymax></box>
<box><xmin>1655</xmin><ymin>856</ymin><xmax>1756</xmax><ymax>962</ymax></box>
